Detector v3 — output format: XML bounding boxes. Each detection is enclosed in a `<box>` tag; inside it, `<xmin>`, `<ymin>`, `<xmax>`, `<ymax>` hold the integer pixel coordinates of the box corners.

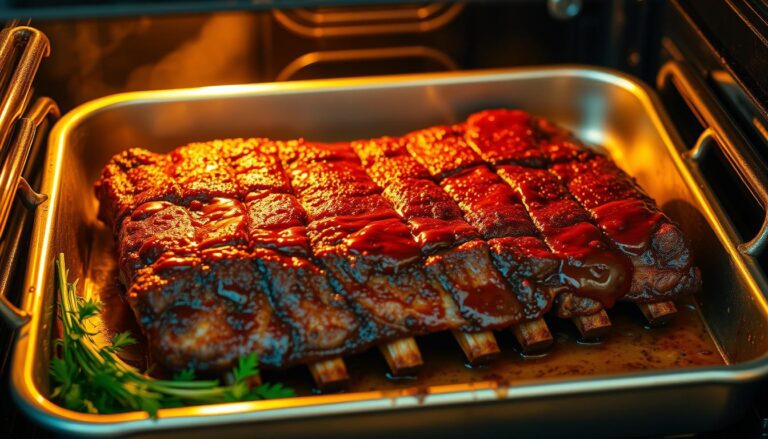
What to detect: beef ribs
<box><xmin>94</xmin><ymin>110</ymin><xmax>701</xmax><ymax>374</ymax></box>
<box><xmin>467</xmin><ymin>109</ymin><xmax>700</xmax><ymax>303</ymax></box>
<box><xmin>403</xmin><ymin>125</ymin><xmax>621</xmax><ymax>316</ymax></box>
<box><xmin>352</xmin><ymin>137</ymin><xmax>535</xmax><ymax>330</ymax></box>
<box><xmin>278</xmin><ymin>140</ymin><xmax>466</xmax><ymax>337</ymax></box>
<box><xmin>96</xmin><ymin>139</ymin><xmax>361</xmax><ymax>371</ymax></box>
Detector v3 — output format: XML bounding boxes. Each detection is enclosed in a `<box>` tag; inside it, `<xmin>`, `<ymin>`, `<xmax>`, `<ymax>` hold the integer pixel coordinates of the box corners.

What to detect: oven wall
<box><xmin>31</xmin><ymin>1</ymin><xmax>659</xmax><ymax>111</ymax></box>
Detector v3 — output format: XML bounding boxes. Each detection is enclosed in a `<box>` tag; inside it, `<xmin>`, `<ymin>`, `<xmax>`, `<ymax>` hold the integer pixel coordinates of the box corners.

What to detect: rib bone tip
<box><xmin>308</xmin><ymin>357</ymin><xmax>349</xmax><ymax>391</ymax></box>
<box><xmin>639</xmin><ymin>301</ymin><xmax>677</xmax><ymax>326</ymax></box>
<box><xmin>573</xmin><ymin>309</ymin><xmax>612</xmax><ymax>339</ymax></box>
<box><xmin>379</xmin><ymin>337</ymin><xmax>423</xmax><ymax>376</ymax></box>
<box><xmin>512</xmin><ymin>319</ymin><xmax>554</xmax><ymax>353</ymax></box>
<box><xmin>452</xmin><ymin>330</ymin><xmax>500</xmax><ymax>365</ymax></box>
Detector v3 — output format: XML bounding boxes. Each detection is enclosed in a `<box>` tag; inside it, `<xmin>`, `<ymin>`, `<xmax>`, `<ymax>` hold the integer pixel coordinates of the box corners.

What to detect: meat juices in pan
<box><xmin>94</xmin><ymin>111</ymin><xmax>702</xmax><ymax>377</ymax></box>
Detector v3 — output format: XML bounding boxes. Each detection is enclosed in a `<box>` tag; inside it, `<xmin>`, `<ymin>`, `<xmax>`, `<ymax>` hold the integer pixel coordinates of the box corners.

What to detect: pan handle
<box><xmin>657</xmin><ymin>61</ymin><xmax>768</xmax><ymax>257</ymax></box>
<box><xmin>0</xmin><ymin>98</ymin><xmax>59</xmax><ymax>328</ymax></box>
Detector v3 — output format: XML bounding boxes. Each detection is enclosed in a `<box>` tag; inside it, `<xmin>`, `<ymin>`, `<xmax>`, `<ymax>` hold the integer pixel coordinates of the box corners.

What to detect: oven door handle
<box><xmin>0</xmin><ymin>98</ymin><xmax>59</xmax><ymax>328</ymax></box>
<box><xmin>0</xmin><ymin>27</ymin><xmax>50</xmax><ymax>249</ymax></box>
<box><xmin>0</xmin><ymin>26</ymin><xmax>54</xmax><ymax>329</ymax></box>
<box><xmin>657</xmin><ymin>60</ymin><xmax>768</xmax><ymax>258</ymax></box>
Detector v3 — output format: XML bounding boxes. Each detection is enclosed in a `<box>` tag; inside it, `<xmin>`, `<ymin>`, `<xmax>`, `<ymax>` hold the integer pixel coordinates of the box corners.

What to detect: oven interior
<box><xmin>1</xmin><ymin>0</ymin><xmax>768</xmax><ymax>436</ymax></box>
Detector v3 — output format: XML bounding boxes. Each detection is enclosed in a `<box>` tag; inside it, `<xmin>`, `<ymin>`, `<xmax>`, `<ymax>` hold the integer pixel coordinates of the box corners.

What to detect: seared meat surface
<box><xmin>97</xmin><ymin>140</ymin><xmax>361</xmax><ymax>370</ymax></box>
<box><xmin>496</xmin><ymin>164</ymin><xmax>633</xmax><ymax>308</ymax></box>
<box><xmin>468</xmin><ymin>109</ymin><xmax>700</xmax><ymax>303</ymax></box>
<box><xmin>550</xmin><ymin>156</ymin><xmax>701</xmax><ymax>302</ymax></box>
<box><xmin>405</xmin><ymin>127</ymin><xmax>612</xmax><ymax>317</ymax></box>
<box><xmin>352</xmin><ymin>137</ymin><xmax>531</xmax><ymax>330</ymax></box>
<box><xmin>441</xmin><ymin>166</ymin><xmax>578</xmax><ymax>318</ymax></box>
<box><xmin>279</xmin><ymin>140</ymin><xmax>466</xmax><ymax>337</ymax></box>
<box><xmin>95</xmin><ymin>111</ymin><xmax>701</xmax><ymax>373</ymax></box>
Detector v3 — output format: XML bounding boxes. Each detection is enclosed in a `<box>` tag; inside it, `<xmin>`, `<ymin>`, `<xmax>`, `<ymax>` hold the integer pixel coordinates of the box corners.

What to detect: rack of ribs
<box><xmin>402</xmin><ymin>125</ymin><xmax>628</xmax><ymax>337</ymax></box>
<box><xmin>466</xmin><ymin>109</ymin><xmax>700</xmax><ymax>326</ymax></box>
<box><xmin>94</xmin><ymin>110</ymin><xmax>701</xmax><ymax>387</ymax></box>
<box><xmin>97</xmin><ymin>139</ymin><xmax>361</xmax><ymax>388</ymax></box>
<box><xmin>277</xmin><ymin>139</ymin><xmax>473</xmax><ymax>375</ymax></box>
<box><xmin>352</xmin><ymin>137</ymin><xmax>554</xmax><ymax>353</ymax></box>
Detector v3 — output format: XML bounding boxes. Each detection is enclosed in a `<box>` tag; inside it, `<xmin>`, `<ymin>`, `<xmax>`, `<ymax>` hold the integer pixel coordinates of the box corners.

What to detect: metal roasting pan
<box><xmin>9</xmin><ymin>66</ymin><xmax>768</xmax><ymax>438</ymax></box>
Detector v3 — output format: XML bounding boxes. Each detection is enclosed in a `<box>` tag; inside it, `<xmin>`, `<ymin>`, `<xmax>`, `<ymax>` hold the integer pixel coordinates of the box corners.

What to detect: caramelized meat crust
<box><xmin>469</xmin><ymin>109</ymin><xmax>700</xmax><ymax>303</ymax></box>
<box><xmin>405</xmin><ymin>126</ymin><xmax>617</xmax><ymax>316</ymax></box>
<box><xmin>95</xmin><ymin>110</ymin><xmax>701</xmax><ymax>372</ymax></box>
<box><xmin>353</xmin><ymin>137</ymin><xmax>543</xmax><ymax>328</ymax></box>
<box><xmin>99</xmin><ymin>139</ymin><xmax>361</xmax><ymax>371</ymax></box>
<box><xmin>550</xmin><ymin>156</ymin><xmax>701</xmax><ymax>302</ymax></box>
<box><xmin>280</xmin><ymin>140</ymin><xmax>466</xmax><ymax>336</ymax></box>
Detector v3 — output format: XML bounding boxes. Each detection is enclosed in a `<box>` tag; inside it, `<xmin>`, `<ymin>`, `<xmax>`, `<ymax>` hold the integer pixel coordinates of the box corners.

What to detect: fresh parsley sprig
<box><xmin>50</xmin><ymin>253</ymin><xmax>294</xmax><ymax>417</ymax></box>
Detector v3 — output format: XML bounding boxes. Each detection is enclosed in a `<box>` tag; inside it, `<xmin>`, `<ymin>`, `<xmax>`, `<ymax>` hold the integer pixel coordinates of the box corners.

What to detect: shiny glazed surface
<box><xmin>94</xmin><ymin>111</ymin><xmax>703</xmax><ymax>374</ymax></box>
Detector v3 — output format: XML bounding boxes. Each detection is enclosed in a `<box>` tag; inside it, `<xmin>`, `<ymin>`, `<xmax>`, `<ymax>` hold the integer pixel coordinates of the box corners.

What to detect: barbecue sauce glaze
<box><xmin>94</xmin><ymin>110</ymin><xmax>702</xmax><ymax>374</ymax></box>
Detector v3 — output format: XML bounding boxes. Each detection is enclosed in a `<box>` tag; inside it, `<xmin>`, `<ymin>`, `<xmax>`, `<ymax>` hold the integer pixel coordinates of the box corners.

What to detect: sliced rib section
<box><xmin>465</xmin><ymin>109</ymin><xmax>592</xmax><ymax>166</ymax></box>
<box><xmin>550</xmin><ymin>156</ymin><xmax>701</xmax><ymax>302</ymax></box>
<box><xmin>464</xmin><ymin>109</ymin><xmax>548</xmax><ymax>168</ymax></box>
<box><xmin>495</xmin><ymin>164</ymin><xmax>633</xmax><ymax>308</ymax></box>
<box><xmin>440</xmin><ymin>166</ymin><xmax>566</xmax><ymax>317</ymax></box>
<box><xmin>400</xmin><ymin>125</ymin><xmax>484</xmax><ymax>180</ymax></box>
<box><xmin>128</xmin><ymin>248</ymin><xmax>292</xmax><ymax>371</ymax></box>
<box><xmin>353</xmin><ymin>136</ymin><xmax>547</xmax><ymax>357</ymax></box>
<box><xmin>462</xmin><ymin>112</ymin><xmax>638</xmax><ymax>306</ymax></box>
<box><xmin>96</xmin><ymin>140</ymin><xmax>361</xmax><ymax>384</ymax></box>
<box><xmin>467</xmin><ymin>109</ymin><xmax>700</xmax><ymax>320</ymax></box>
<box><xmin>353</xmin><ymin>137</ymin><xmax>530</xmax><ymax>330</ymax></box>
<box><xmin>279</xmin><ymin>140</ymin><xmax>468</xmax><ymax>374</ymax></box>
<box><xmin>403</xmin><ymin>126</ymin><xmax>618</xmax><ymax>322</ymax></box>
<box><xmin>357</xmin><ymin>135</ymin><xmax>555</xmax><ymax>348</ymax></box>
<box><xmin>95</xmin><ymin>148</ymin><xmax>182</xmax><ymax>231</ymax></box>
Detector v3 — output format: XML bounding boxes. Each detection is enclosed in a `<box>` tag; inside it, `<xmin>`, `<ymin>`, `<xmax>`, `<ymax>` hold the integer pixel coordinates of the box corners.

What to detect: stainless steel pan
<box><xmin>9</xmin><ymin>66</ymin><xmax>768</xmax><ymax>437</ymax></box>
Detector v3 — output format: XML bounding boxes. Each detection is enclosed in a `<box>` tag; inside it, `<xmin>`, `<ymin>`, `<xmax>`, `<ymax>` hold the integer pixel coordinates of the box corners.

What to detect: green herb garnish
<box><xmin>50</xmin><ymin>253</ymin><xmax>294</xmax><ymax>417</ymax></box>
